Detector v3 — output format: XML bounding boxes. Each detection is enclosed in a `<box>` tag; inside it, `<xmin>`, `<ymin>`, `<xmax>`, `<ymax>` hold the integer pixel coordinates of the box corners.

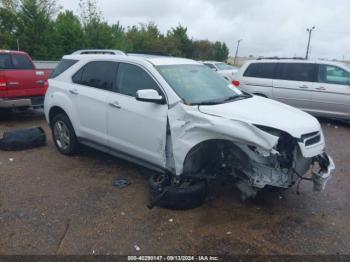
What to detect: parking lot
<box><xmin>0</xmin><ymin>109</ymin><xmax>349</xmax><ymax>255</ymax></box>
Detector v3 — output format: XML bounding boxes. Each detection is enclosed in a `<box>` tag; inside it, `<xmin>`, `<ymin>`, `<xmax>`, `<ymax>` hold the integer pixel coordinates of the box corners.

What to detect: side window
<box><xmin>11</xmin><ymin>54</ymin><xmax>34</xmax><ymax>70</ymax></box>
<box><xmin>279</xmin><ymin>63</ymin><xmax>315</xmax><ymax>82</ymax></box>
<box><xmin>72</xmin><ymin>61</ymin><xmax>117</xmax><ymax>91</ymax></box>
<box><xmin>0</xmin><ymin>54</ymin><xmax>12</xmax><ymax>69</ymax></box>
<box><xmin>116</xmin><ymin>63</ymin><xmax>161</xmax><ymax>97</ymax></box>
<box><xmin>318</xmin><ymin>64</ymin><xmax>350</xmax><ymax>85</ymax></box>
<box><xmin>50</xmin><ymin>59</ymin><xmax>78</xmax><ymax>78</ymax></box>
<box><xmin>243</xmin><ymin>63</ymin><xmax>276</xmax><ymax>79</ymax></box>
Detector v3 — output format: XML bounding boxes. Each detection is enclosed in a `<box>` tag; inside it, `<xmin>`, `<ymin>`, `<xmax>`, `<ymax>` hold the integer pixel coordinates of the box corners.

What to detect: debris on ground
<box><xmin>113</xmin><ymin>176</ymin><xmax>130</xmax><ymax>189</ymax></box>
<box><xmin>134</xmin><ymin>244</ymin><xmax>141</xmax><ymax>251</ymax></box>
<box><xmin>169</xmin><ymin>218</ymin><xmax>174</xmax><ymax>223</ymax></box>
<box><xmin>226</xmin><ymin>231</ymin><xmax>232</xmax><ymax>235</ymax></box>
<box><xmin>0</xmin><ymin>127</ymin><xmax>46</xmax><ymax>151</ymax></box>
<box><xmin>9</xmin><ymin>158</ymin><xmax>14</xmax><ymax>162</ymax></box>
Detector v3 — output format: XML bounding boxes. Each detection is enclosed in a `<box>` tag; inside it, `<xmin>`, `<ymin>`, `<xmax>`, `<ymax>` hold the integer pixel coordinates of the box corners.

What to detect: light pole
<box><xmin>305</xmin><ymin>26</ymin><xmax>315</xmax><ymax>60</ymax></box>
<box><xmin>234</xmin><ymin>39</ymin><xmax>242</xmax><ymax>65</ymax></box>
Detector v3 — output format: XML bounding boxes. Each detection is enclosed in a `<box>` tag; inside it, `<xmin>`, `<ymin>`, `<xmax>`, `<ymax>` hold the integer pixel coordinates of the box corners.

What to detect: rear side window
<box><xmin>72</xmin><ymin>61</ymin><xmax>117</xmax><ymax>91</ymax></box>
<box><xmin>116</xmin><ymin>63</ymin><xmax>161</xmax><ymax>97</ymax></box>
<box><xmin>277</xmin><ymin>63</ymin><xmax>316</xmax><ymax>82</ymax></box>
<box><xmin>0</xmin><ymin>54</ymin><xmax>12</xmax><ymax>69</ymax></box>
<box><xmin>204</xmin><ymin>63</ymin><xmax>216</xmax><ymax>70</ymax></box>
<box><xmin>243</xmin><ymin>63</ymin><xmax>276</xmax><ymax>78</ymax></box>
<box><xmin>50</xmin><ymin>59</ymin><xmax>78</xmax><ymax>78</ymax></box>
<box><xmin>11</xmin><ymin>54</ymin><xmax>34</xmax><ymax>70</ymax></box>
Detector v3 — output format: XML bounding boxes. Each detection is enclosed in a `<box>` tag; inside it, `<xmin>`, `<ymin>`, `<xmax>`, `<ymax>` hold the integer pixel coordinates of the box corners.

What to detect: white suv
<box><xmin>44</xmin><ymin>54</ymin><xmax>334</xmax><ymax>208</ymax></box>
<box><xmin>233</xmin><ymin>59</ymin><xmax>350</xmax><ymax>120</ymax></box>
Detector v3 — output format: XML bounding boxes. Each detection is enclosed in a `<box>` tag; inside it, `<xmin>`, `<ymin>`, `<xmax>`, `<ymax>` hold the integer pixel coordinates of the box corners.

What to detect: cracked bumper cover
<box><xmin>312</xmin><ymin>153</ymin><xmax>335</xmax><ymax>192</ymax></box>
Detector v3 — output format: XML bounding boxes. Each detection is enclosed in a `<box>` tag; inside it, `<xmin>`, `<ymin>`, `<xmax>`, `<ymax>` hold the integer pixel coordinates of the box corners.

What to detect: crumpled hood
<box><xmin>198</xmin><ymin>95</ymin><xmax>321</xmax><ymax>138</ymax></box>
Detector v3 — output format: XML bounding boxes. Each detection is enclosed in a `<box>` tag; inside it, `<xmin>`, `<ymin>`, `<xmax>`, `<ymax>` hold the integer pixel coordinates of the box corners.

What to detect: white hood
<box><xmin>198</xmin><ymin>95</ymin><xmax>321</xmax><ymax>138</ymax></box>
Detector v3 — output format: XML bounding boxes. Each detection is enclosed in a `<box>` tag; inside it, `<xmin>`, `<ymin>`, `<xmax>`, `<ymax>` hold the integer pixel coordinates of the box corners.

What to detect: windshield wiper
<box><xmin>218</xmin><ymin>94</ymin><xmax>251</xmax><ymax>103</ymax></box>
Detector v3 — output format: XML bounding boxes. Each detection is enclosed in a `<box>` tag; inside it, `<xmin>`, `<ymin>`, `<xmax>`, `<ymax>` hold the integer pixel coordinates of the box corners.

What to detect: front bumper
<box><xmin>0</xmin><ymin>96</ymin><xmax>44</xmax><ymax>108</ymax></box>
<box><xmin>312</xmin><ymin>153</ymin><xmax>335</xmax><ymax>191</ymax></box>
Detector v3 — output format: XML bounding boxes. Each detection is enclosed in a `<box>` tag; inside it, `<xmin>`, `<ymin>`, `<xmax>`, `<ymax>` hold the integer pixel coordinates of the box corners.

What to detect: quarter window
<box><xmin>51</xmin><ymin>59</ymin><xmax>78</xmax><ymax>78</ymax></box>
<box><xmin>116</xmin><ymin>63</ymin><xmax>161</xmax><ymax>97</ymax></box>
<box><xmin>278</xmin><ymin>63</ymin><xmax>315</xmax><ymax>82</ymax></box>
<box><xmin>318</xmin><ymin>64</ymin><xmax>350</xmax><ymax>85</ymax></box>
<box><xmin>243</xmin><ymin>63</ymin><xmax>276</xmax><ymax>78</ymax></box>
<box><xmin>72</xmin><ymin>61</ymin><xmax>117</xmax><ymax>91</ymax></box>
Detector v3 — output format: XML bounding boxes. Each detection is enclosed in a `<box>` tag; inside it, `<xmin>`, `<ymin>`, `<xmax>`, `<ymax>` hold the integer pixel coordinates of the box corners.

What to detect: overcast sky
<box><xmin>59</xmin><ymin>0</ymin><xmax>350</xmax><ymax>60</ymax></box>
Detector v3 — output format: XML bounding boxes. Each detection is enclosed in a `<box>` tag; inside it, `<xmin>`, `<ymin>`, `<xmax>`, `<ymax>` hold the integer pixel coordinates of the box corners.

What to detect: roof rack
<box><xmin>256</xmin><ymin>57</ymin><xmax>306</xmax><ymax>60</ymax></box>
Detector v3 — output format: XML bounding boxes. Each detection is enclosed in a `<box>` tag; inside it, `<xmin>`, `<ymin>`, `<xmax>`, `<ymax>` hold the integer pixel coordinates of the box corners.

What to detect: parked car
<box><xmin>203</xmin><ymin>61</ymin><xmax>239</xmax><ymax>81</ymax></box>
<box><xmin>233</xmin><ymin>59</ymin><xmax>350</xmax><ymax>120</ymax></box>
<box><xmin>44</xmin><ymin>54</ymin><xmax>334</xmax><ymax>209</ymax></box>
<box><xmin>0</xmin><ymin>50</ymin><xmax>52</xmax><ymax>111</ymax></box>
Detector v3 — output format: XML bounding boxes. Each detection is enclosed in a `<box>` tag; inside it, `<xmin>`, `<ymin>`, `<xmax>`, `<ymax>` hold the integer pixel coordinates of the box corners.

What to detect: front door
<box><xmin>106</xmin><ymin>62</ymin><xmax>168</xmax><ymax>167</ymax></box>
<box><xmin>310</xmin><ymin>64</ymin><xmax>350</xmax><ymax>118</ymax></box>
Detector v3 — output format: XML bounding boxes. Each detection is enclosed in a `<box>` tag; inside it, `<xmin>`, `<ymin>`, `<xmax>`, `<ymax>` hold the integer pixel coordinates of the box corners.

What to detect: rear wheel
<box><xmin>51</xmin><ymin>114</ymin><xmax>78</xmax><ymax>155</ymax></box>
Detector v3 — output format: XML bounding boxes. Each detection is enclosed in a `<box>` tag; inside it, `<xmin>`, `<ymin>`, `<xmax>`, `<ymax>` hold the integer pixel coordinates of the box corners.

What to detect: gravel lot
<box><xmin>0</xmin><ymin>109</ymin><xmax>349</xmax><ymax>255</ymax></box>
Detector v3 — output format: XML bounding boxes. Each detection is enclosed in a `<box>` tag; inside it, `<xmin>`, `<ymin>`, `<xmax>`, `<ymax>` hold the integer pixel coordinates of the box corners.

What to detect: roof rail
<box><xmin>256</xmin><ymin>57</ymin><xmax>306</xmax><ymax>60</ymax></box>
<box><xmin>72</xmin><ymin>49</ymin><xmax>126</xmax><ymax>56</ymax></box>
<box><xmin>127</xmin><ymin>51</ymin><xmax>172</xmax><ymax>57</ymax></box>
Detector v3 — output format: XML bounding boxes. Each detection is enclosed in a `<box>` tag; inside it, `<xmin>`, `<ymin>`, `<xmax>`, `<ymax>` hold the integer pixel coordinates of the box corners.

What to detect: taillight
<box><xmin>0</xmin><ymin>77</ymin><xmax>7</xmax><ymax>91</ymax></box>
<box><xmin>232</xmin><ymin>80</ymin><xmax>240</xmax><ymax>87</ymax></box>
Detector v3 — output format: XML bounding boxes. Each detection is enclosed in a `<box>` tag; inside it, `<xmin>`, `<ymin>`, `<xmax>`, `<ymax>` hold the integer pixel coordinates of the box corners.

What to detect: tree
<box><xmin>79</xmin><ymin>0</ymin><xmax>114</xmax><ymax>49</ymax></box>
<box><xmin>0</xmin><ymin>5</ymin><xmax>18</xmax><ymax>49</ymax></box>
<box><xmin>213</xmin><ymin>42</ymin><xmax>229</xmax><ymax>61</ymax></box>
<box><xmin>52</xmin><ymin>11</ymin><xmax>84</xmax><ymax>58</ymax></box>
<box><xmin>167</xmin><ymin>25</ymin><xmax>193</xmax><ymax>57</ymax></box>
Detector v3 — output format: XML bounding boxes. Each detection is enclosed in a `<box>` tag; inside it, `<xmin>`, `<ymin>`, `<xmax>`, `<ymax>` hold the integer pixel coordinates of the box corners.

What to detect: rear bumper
<box><xmin>312</xmin><ymin>153</ymin><xmax>335</xmax><ymax>191</ymax></box>
<box><xmin>0</xmin><ymin>96</ymin><xmax>44</xmax><ymax>108</ymax></box>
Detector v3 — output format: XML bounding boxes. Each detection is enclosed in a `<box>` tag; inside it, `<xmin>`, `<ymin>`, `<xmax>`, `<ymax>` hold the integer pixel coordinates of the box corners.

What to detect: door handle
<box><xmin>109</xmin><ymin>102</ymin><xmax>121</xmax><ymax>109</ymax></box>
<box><xmin>315</xmin><ymin>87</ymin><xmax>326</xmax><ymax>91</ymax></box>
<box><xmin>69</xmin><ymin>89</ymin><xmax>79</xmax><ymax>95</ymax></box>
<box><xmin>36</xmin><ymin>80</ymin><xmax>46</xmax><ymax>85</ymax></box>
<box><xmin>299</xmin><ymin>85</ymin><xmax>309</xmax><ymax>89</ymax></box>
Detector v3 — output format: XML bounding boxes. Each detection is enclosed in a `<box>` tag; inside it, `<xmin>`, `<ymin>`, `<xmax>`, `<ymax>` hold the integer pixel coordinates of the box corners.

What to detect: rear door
<box><xmin>272</xmin><ymin>63</ymin><xmax>316</xmax><ymax>111</ymax></box>
<box><xmin>4</xmin><ymin>53</ymin><xmax>48</xmax><ymax>99</ymax></box>
<box><xmin>71</xmin><ymin>61</ymin><xmax>118</xmax><ymax>145</ymax></box>
<box><xmin>240</xmin><ymin>62</ymin><xmax>276</xmax><ymax>97</ymax></box>
<box><xmin>106</xmin><ymin>62</ymin><xmax>168</xmax><ymax>167</ymax></box>
<box><xmin>310</xmin><ymin>64</ymin><xmax>350</xmax><ymax>118</ymax></box>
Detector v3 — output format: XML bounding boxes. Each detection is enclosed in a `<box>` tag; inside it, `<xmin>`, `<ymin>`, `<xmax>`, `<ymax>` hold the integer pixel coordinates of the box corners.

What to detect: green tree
<box><xmin>167</xmin><ymin>25</ymin><xmax>193</xmax><ymax>57</ymax></box>
<box><xmin>213</xmin><ymin>41</ymin><xmax>229</xmax><ymax>61</ymax></box>
<box><xmin>16</xmin><ymin>0</ymin><xmax>59</xmax><ymax>59</ymax></box>
<box><xmin>0</xmin><ymin>5</ymin><xmax>17</xmax><ymax>49</ymax></box>
<box><xmin>79</xmin><ymin>0</ymin><xmax>114</xmax><ymax>49</ymax></box>
<box><xmin>52</xmin><ymin>10</ymin><xmax>84</xmax><ymax>58</ymax></box>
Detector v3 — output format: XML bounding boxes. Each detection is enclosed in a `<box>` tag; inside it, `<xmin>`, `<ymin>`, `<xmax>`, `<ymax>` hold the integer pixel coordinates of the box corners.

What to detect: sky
<box><xmin>59</xmin><ymin>0</ymin><xmax>350</xmax><ymax>60</ymax></box>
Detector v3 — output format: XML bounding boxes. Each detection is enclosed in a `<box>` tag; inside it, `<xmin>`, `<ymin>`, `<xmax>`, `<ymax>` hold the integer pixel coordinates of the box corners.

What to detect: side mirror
<box><xmin>136</xmin><ymin>89</ymin><xmax>165</xmax><ymax>104</ymax></box>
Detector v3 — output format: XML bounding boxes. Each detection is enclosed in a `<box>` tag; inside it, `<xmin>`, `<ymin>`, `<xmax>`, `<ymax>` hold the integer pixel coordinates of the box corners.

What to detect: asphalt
<box><xmin>0</xmin><ymin>109</ymin><xmax>349</xmax><ymax>255</ymax></box>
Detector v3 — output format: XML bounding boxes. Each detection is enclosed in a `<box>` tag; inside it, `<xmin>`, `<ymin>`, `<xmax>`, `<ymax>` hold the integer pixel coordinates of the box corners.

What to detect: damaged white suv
<box><xmin>45</xmin><ymin>54</ymin><xmax>335</xmax><ymax>209</ymax></box>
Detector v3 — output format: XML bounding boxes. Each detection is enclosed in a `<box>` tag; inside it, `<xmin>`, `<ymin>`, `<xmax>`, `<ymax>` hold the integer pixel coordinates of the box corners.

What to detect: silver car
<box><xmin>234</xmin><ymin>59</ymin><xmax>350</xmax><ymax>120</ymax></box>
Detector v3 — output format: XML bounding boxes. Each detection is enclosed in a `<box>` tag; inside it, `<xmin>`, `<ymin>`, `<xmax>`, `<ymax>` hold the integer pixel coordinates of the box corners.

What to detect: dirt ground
<box><xmin>0</xmin><ymin>109</ymin><xmax>349</xmax><ymax>255</ymax></box>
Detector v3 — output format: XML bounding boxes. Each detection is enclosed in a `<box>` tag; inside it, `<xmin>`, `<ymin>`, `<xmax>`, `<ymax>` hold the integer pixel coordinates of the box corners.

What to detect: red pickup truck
<box><xmin>0</xmin><ymin>50</ymin><xmax>52</xmax><ymax>110</ymax></box>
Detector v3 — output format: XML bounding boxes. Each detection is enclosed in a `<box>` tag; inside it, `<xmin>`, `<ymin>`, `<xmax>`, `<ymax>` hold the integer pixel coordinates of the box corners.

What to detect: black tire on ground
<box><xmin>149</xmin><ymin>174</ymin><xmax>208</xmax><ymax>210</ymax></box>
<box><xmin>51</xmin><ymin>113</ymin><xmax>78</xmax><ymax>155</ymax></box>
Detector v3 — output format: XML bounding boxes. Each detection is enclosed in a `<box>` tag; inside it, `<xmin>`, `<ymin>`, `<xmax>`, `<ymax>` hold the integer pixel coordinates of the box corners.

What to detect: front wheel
<box><xmin>51</xmin><ymin>114</ymin><xmax>78</xmax><ymax>155</ymax></box>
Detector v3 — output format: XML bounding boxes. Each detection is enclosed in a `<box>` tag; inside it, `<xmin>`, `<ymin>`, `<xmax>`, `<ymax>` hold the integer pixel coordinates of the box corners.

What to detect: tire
<box><xmin>51</xmin><ymin>113</ymin><xmax>78</xmax><ymax>155</ymax></box>
<box><xmin>149</xmin><ymin>174</ymin><xmax>208</xmax><ymax>210</ymax></box>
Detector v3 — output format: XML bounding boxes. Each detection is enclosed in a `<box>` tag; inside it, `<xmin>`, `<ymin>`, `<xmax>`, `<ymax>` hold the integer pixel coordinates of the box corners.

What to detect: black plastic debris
<box><xmin>113</xmin><ymin>176</ymin><xmax>130</xmax><ymax>189</ymax></box>
<box><xmin>0</xmin><ymin>127</ymin><xmax>46</xmax><ymax>151</ymax></box>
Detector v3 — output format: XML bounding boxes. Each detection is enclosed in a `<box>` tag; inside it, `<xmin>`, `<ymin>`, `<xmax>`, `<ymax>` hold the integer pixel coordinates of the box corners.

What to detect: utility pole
<box><xmin>16</xmin><ymin>39</ymin><xmax>19</xmax><ymax>51</ymax></box>
<box><xmin>234</xmin><ymin>39</ymin><xmax>242</xmax><ymax>65</ymax></box>
<box><xmin>305</xmin><ymin>26</ymin><xmax>315</xmax><ymax>60</ymax></box>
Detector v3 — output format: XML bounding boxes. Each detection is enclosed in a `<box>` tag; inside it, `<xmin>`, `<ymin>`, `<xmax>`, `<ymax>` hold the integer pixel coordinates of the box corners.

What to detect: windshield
<box><xmin>157</xmin><ymin>64</ymin><xmax>245</xmax><ymax>105</ymax></box>
<box><xmin>216</xmin><ymin>63</ymin><xmax>235</xmax><ymax>70</ymax></box>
